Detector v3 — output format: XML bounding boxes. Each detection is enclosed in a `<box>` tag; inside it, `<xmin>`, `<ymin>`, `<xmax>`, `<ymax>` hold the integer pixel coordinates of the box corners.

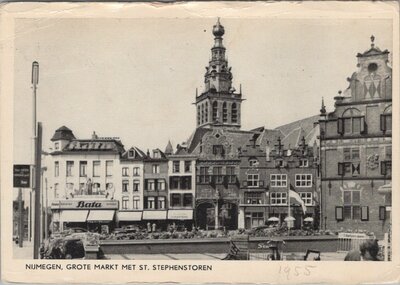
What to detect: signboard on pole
<box><xmin>13</xmin><ymin>165</ymin><xmax>31</xmax><ymax>188</ymax></box>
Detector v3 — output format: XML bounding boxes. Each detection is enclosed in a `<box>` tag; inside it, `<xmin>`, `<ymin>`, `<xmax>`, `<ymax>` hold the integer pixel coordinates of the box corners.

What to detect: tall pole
<box><xmin>33</xmin><ymin>122</ymin><xmax>42</xmax><ymax>259</ymax></box>
<box><xmin>287</xmin><ymin>178</ymin><xmax>291</xmax><ymax>235</ymax></box>
<box><xmin>31</xmin><ymin>61</ymin><xmax>40</xmax><ymax>259</ymax></box>
<box><xmin>18</xmin><ymin>188</ymin><xmax>24</xmax><ymax>248</ymax></box>
<box><xmin>45</xmin><ymin>177</ymin><xmax>48</xmax><ymax>239</ymax></box>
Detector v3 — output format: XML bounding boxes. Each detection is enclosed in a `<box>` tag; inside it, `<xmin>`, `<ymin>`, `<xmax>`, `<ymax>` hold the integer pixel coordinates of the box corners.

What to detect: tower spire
<box><xmin>194</xmin><ymin>19</ymin><xmax>243</xmax><ymax>129</ymax></box>
<box><xmin>320</xmin><ymin>97</ymin><xmax>326</xmax><ymax>114</ymax></box>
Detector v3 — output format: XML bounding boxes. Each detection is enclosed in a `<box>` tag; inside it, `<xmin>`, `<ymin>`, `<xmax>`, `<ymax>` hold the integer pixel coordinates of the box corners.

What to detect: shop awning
<box><xmin>168</xmin><ymin>210</ymin><xmax>193</xmax><ymax>220</ymax></box>
<box><xmin>142</xmin><ymin>210</ymin><xmax>167</xmax><ymax>220</ymax></box>
<box><xmin>61</xmin><ymin>210</ymin><xmax>89</xmax><ymax>222</ymax></box>
<box><xmin>87</xmin><ymin>210</ymin><xmax>115</xmax><ymax>223</ymax></box>
<box><xmin>118</xmin><ymin>211</ymin><xmax>142</xmax><ymax>221</ymax></box>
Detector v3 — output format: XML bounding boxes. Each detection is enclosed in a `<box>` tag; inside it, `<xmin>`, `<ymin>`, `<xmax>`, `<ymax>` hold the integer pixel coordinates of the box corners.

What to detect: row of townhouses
<box><xmin>39</xmin><ymin>20</ymin><xmax>391</xmax><ymax>238</ymax></box>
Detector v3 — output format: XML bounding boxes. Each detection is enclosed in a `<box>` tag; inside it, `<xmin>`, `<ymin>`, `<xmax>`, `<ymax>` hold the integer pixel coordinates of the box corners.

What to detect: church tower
<box><xmin>195</xmin><ymin>19</ymin><xmax>243</xmax><ymax>129</ymax></box>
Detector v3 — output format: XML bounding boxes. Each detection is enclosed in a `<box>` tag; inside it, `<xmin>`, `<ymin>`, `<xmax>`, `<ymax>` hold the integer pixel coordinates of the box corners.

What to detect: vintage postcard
<box><xmin>0</xmin><ymin>1</ymin><xmax>399</xmax><ymax>284</ymax></box>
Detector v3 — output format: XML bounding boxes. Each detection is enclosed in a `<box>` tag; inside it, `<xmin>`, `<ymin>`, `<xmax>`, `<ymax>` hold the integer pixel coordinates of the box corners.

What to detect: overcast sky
<box><xmin>13</xmin><ymin>17</ymin><xmax>392</xmax><ymax>163</ymax></box>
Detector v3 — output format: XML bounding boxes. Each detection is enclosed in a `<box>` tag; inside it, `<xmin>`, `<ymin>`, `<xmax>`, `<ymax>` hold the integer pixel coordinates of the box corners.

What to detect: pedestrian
<box><xmin>152</xmin><ymin>223</ymin><xmax>156</xmax><ymax>233</ymax></box>
<box><xmin>39</xmin><ymin>242</ymin><xmax>45</xmax><ymax>259</ymax></box>
<box><xmin>344</xmin><ymin>239</ymin><xmax>380</xmax><ymax>261</ymax></box>
<box><xmin>147</xmin><ymin>222</ymin><xmax>151</xmax><ymax>232</ymax></box>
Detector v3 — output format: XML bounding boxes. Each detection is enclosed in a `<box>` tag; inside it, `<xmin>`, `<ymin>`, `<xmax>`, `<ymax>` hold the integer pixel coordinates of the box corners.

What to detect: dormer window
<box><xmin>128</xmin><ymin>150</ymin><xmax>135</xmax><ymax>158</ymax></box>
<box><xmin>54</xmin><ymin>142</ymin><xmax>59</xmax><ymax>150</ymax></box>
<box><xmin>299</xmin><ymin>159</ymin><xmax>308</xmax><ymax>167</ymax></box>
<box><xmin>249</xmin><ymin>158</ymin><xmax>259</xmax><ymax>167</ymax></box>
<box><xmin>275</xmin><ymin>160</ymin><xmax>283</xmax><ymax>168</ymax></box>
<box><xmin>153</xmin><ymin>151</ymin><xmax>161</xmax><ymax>159</ymax></box>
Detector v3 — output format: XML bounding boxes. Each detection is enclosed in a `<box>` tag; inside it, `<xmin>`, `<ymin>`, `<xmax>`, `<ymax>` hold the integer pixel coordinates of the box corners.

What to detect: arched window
<box><xmin>201</xmin><ymin>104</ymin><xmax>204</xmax><ymax>124</ymax></box>
<box><xmin>232</xmin><ymin>103</ymin><xmax>238</xmax><ymax>123</ymax></box>
<box><xmin>222</xmin><ymin>102</ymin><xmax>228</xmax><ymax>122</ymax></box>
<box><xmin>338</xmin><ymin>108</ymin><xmax>364</xmax><ymax>134</ymax></box>
<box><xmin>205</xmin><ymin>102</ymin><xmax>208</xmax><ymax>123</ymax></box>
<box><xmin>197</xmin><ymin>106</ymin><xmax>201</xmax><ymax>126</ymax></box>
<box><xmin>212</xmin><ymin>101</ymin><xmax>218</xmax><ymax>122</ymax></box>
<box><xmin>381</xmin><ymin>105</ymin><xmax>392</xmax><ymax>132</ymax></box>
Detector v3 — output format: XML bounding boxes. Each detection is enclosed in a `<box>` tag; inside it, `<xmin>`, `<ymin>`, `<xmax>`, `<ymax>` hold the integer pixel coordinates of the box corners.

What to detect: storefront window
<box><xmin>244</xmin><ymin>192</ymin><xmax>262</xmax><ymax>204</ymax></box>
<box><xmin>251</xmin><ymin>212</ymin><xmax>264</xmax><ymax>228</ymax></box>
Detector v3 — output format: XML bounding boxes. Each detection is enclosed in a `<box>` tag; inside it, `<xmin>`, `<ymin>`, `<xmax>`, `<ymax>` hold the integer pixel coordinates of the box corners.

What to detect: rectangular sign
<box><xmin>13</xmin><ymin>164</ymin><xmax>31</xmax><ymax>188</ymax></box>
<box><xmin>51</xmin><ymin>200</ymin><xmax>119</xmax><ymax>210</ymax></box>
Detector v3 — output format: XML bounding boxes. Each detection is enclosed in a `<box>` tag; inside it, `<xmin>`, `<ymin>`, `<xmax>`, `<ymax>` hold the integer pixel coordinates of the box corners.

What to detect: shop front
<box><xmin>167</xmin><ymin>209</ymin><xmax>194</xmax><ymax>230</ymax></box>
<box><xmin>142</xmin><ymin>210</ymin><xmax>167</xmax><ymax>231</ymax></box>
<box><xmin>50</xmin><ymin>200</ymin><xmax>118</xmax><ymax>233</ymax></box>
<box><xmin>117</xmin><ymin>211</ymin><xmax>143</xmax><ymax>227</ymax></box>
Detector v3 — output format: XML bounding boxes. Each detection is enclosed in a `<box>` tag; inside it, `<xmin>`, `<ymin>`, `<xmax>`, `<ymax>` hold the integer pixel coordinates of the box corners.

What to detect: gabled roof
<box><xmin>121</xmin><ymin>146</ymin><xmax>147</xmax><ymax>160</ymax></box>
<box><xmin>275</xmin><ymin>115</ymin><xmax>320</xmax><ymax>148</ymax></box>
<box><xmin>187</xmin><ymin>127</ymin><xmax>212</xmax><ymax>153</ymax></box>
<box><xmin>357</xmin><ymin>46</ymin><xmax>389</xmax><ymax>58</ymax></box>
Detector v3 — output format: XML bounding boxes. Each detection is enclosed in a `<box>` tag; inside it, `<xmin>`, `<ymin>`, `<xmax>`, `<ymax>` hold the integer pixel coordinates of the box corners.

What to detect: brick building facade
<box><xmin>318</xmin><ymin>36</ymin><xmax>392</xmax><ymax>238</ymax></box>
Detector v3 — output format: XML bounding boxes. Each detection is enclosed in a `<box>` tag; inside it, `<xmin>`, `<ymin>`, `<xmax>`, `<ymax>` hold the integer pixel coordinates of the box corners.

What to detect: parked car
<box><xmin>123</xmin><ymin>225</ymin><xmax>140</xmax><ymax>233</ymax></box>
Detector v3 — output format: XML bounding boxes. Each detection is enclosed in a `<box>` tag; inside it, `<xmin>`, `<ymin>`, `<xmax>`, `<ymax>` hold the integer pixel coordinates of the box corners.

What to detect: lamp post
<box><xmin>31</xmin><ymin>61</ymin><xmax>43</xmax><ymax>259</ymax></box>
<box><xmin>40</xmin><ymin>166</ymin><xmax>47</xmax><ymax>243</ymax></box>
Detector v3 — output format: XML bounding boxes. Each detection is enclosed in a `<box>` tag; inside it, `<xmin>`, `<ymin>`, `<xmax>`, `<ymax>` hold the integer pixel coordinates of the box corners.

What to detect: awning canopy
<box><xmin>142</xmin><ymin>210</ymin><xmax>167</xmax><ymax>220</ymax></box>
<box><xmin>61</xmin><ymin>210</ymin><xmax>89</xmax><ymax>222</ymax></box>
<box><xmin>87</xmin><ymin>210</ymin><xmax>115</xmax><ymax>223</ymax></box>
<box><xmin>168</xmin><ymin>210</ymin><xmax>193</xmax><ymax>220</ymax></box>
<box><xmin>118</xmin><ymin>211</ymin><xmax>142</xmax><ymax>221</ymax></box>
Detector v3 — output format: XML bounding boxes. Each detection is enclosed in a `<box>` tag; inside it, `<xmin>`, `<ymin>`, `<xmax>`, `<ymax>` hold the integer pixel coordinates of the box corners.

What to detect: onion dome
<box><xmin>212</xmin><ymin>18</ymin><xmax>225</xmax><ymax>38</ymax></box>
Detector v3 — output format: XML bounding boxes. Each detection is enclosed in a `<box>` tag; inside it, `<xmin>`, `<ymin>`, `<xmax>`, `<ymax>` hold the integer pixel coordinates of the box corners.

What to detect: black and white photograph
<box><xmin>1</xmin><ymin>2</ymin><xmax>398</xmax><ymax>284</ymax></box>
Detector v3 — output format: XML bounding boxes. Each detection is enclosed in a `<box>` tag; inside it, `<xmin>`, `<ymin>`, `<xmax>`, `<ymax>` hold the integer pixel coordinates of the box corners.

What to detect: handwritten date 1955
<box><xmin>279</xmin><ymin>265</ymin><xmax>317</xmax><ymax>280</ymax></box>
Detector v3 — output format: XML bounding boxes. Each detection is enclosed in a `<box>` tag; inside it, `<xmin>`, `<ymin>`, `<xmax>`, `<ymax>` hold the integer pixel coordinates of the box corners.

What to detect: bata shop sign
<box><xmin>51</xmin><ymin>200</ymin><xmax>118</xmax><ymax>210</ymax></box>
